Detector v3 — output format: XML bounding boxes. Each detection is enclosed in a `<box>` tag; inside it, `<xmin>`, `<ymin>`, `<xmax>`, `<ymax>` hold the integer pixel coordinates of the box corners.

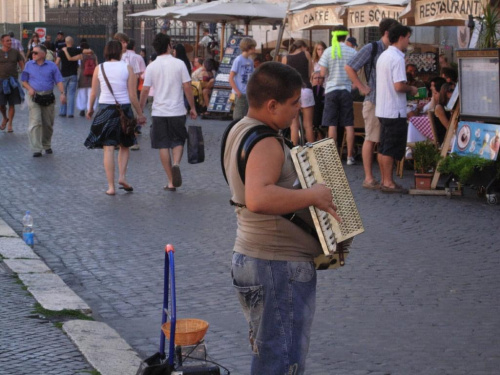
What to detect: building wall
<box><xmin>0</xmin><ymin>0</ymin><xmax>45</xmax><ymax>23</ymax></box>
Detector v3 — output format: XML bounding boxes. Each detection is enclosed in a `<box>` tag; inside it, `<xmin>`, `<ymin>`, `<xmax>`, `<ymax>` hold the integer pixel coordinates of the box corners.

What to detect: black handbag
<box><xmin>187</xmin><ymin>125</ymin><xmax>205</xmax><ymax>164</ymax></box>
<box><xmin>101</xmin><ymin>64</ymin><xmax>137</xmax><ymax>136</ymax></box>
<box><xmin>33</xmin><ymin>92</ymin><xmax>55</xmax><ymax>106</ymax></box>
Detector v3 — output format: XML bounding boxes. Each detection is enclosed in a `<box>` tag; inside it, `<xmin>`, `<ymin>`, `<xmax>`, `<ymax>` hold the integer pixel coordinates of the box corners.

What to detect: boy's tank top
<box><xmin>224</xmin><ymin>116</ymin><xmax>322</xmax><ymax>262</ymax></box>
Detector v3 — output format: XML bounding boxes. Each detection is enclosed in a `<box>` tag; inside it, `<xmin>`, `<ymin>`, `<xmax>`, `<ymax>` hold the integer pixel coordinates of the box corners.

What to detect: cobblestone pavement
<box><xmin>0</xmin><ymin>101</ymin><xmax>499</xmax><ymax>375</ymax></box>
<box><xmin>0</xmin><ymin>262</ymin><xmax>94</xmax><ymax>374</ymax></box>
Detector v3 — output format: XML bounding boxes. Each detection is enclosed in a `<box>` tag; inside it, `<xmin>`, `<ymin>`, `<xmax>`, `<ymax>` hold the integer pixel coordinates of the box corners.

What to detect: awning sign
<box><xmin>290</xmin><ymin>6</ymin><xmax>344</xmax><ymax>31</ymax></box>
<box><xmin>347</xmin><ymin>6</ymin><xmax>404</xmax><ymax>28</ymax></box>
<box><xmin>415</xmin><ymin>0</ymin><xmax>484</xmax><ymax>25</ymax></box>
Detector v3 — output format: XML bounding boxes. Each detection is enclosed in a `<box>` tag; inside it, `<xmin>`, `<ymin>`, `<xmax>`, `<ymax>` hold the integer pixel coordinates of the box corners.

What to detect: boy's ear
<box><xmin>266</xmin><ymin>99</ymin><xmax>278</xmax><ymax>114</ymax></box>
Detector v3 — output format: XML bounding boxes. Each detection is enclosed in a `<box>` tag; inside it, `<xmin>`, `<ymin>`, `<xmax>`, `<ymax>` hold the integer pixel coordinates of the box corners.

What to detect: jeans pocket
<box><xmin>289</xmin><ymin>261</ymin><xmax>316</xmax><ymax>283</ymax></box>
<box><xmin>233</xmin><ymin>282</ymin><xmax>263</xmax><ymax>353</ymax></box>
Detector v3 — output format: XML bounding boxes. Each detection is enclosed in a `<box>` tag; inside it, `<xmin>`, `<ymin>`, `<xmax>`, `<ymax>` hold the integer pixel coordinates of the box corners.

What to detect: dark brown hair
<box><xmin>247</xmin><ymin>62</ymin><xmax>303</xmax><ymax>108</ymax></box>
<box><xmin>104</xmin><ymin>40</ymin><xmax>122</xmax><ymax>61</ymax></box>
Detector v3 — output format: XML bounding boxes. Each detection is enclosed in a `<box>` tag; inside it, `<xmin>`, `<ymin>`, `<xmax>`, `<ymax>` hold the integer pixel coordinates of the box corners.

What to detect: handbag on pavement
<box><xmin>100</xmin><ymin>64</ymin><xmax>137</xmax><ymax>136</ymax></box>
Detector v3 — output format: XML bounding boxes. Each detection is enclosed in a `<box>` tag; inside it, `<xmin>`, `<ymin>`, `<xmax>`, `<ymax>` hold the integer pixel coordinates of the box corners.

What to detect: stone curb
<box><xmin>63</xmin><ymin>320</ymin><xmax>143</xmax><ymax>375</ymax></box>
<box><xmin>0</xmin><ymin>217</ymin><xmax>143</xmax><ymax>375</ymax></box>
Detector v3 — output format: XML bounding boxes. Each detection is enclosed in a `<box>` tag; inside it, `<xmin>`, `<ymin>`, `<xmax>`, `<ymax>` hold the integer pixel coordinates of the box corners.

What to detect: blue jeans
<box><xmin>59</xmin><ymin>75</ymin><xmax>77</xmax><ymax>116</ymax></box>
<box><xmin>231</xmin><ymin>253</ymin><xmax>317</xmax><ymax>375</ymax></box>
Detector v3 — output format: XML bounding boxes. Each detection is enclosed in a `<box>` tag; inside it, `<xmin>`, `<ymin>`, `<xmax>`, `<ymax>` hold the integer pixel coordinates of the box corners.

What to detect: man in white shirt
<box><xmin>139</xmin><ymin>33</ymin><xmax>197</xmax><ymax>191</ymax></box>
<box><xmin>375</xmin><ymin>24</ymin><xmax>418</xmax><ymax>194</ymax></box>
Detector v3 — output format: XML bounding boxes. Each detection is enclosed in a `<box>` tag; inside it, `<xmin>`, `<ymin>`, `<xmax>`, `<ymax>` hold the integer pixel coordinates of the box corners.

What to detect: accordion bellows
<box><xmin>291</xmin><ymin>138</ymin><xmax>364</xmax><ymax>270</ymax></box>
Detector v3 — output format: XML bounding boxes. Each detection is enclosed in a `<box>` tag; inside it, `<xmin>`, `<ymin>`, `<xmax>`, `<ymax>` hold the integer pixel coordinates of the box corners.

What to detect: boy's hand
<box><xmin>310</xmin><ymin>183</ymin><xmax>341</xmax><ymax>223</ymax></box>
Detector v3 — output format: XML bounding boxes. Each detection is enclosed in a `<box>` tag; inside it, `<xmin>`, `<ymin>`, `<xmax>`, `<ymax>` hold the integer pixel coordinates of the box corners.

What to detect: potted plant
<box><xmin>476</xmin><ymin>2</ymin><xmax>500</xmax><ymax>49</ymax></box>
<box><xmin>438</xmin><ymin>153</ymin><xmax>499</xmax><ymax>185</ymax></box>
<box><xmin>413</xmin><ymin>141</ymin><xmax>442</xmax><ymax>190</ymax></box>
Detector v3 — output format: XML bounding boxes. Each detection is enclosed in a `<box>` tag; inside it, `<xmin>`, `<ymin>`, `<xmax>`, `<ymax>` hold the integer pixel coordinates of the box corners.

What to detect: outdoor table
<box><xmin>407</xmin><ymin>115</ymin><xmax>434</xmax><ymax>143</ymax></box>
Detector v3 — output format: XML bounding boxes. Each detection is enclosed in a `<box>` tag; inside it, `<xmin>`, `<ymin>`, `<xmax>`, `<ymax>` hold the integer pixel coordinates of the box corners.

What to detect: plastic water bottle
<box><xmin>22</xmin><ymin>211</ymin><xmax>34</xmax><ymax>248</ymax></box>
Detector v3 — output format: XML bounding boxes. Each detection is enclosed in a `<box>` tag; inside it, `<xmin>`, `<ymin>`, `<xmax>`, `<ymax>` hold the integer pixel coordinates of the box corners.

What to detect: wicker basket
<box><xmin>161</xmin><ymin>318</ymin><xmax>209</xmax><ymax>346</ymax></box>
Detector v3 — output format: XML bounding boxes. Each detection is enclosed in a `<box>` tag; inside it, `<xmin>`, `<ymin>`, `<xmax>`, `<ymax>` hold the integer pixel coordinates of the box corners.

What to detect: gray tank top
<box><xmin>223</xmin><ymin>117</ymin><xmax>322</xmax><ymax>261</ymax></box>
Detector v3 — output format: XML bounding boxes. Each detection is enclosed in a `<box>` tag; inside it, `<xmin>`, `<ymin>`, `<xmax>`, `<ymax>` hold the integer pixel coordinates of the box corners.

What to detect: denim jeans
<box><xmin>59</xmin><ymin>75</ymin><xmax>77</xmax><ymax>116</ymax></box>
<box><xmin>231</xmin><ymin>252</ymin><xmax>317</xmax><ymax>375</ymax></box>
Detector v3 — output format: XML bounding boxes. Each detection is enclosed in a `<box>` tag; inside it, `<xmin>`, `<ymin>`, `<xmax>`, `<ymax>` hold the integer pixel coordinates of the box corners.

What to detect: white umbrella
<box><xmin>291</xmin><ymin>0</ymin><xmax>349</xmax><ymax>12</ymax></box>
<box><xmin>342</xmin><ymin>0</ymin><xmax>408</xmax><ymax>6</ymax></box>
<box><xmin>127</xmin><ymin>4</ymin><xmax>190</xmax><ymax>18</ymax></box>
<box><xmin>174</xmin><ymin>0</ymin><xmax>288</xmax><ymax>25</ymax></box>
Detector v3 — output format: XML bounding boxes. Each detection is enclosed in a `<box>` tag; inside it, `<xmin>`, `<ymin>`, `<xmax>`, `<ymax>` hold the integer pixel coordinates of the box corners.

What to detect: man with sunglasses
<box><xmin>0</xmin><ymin>34</ymin><xmax>25</xmax><ymax>133</ymax></box>
<box><xmin>21</xmin><ymin>44</ymin><xmax>66</xmax><ymax>157</ymax></box>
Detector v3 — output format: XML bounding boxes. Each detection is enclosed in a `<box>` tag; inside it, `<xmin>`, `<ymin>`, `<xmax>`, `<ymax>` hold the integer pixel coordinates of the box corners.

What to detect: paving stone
<box><xmin>0</xmin><ymin>237</ymin><xmax>40</xmax><ymax>259</ymax></box>
<box><xmin>3</xmin><ymin>259</ymin><xmax>51</xmax><ymax>274</ymax></box>
<box><xmin>0</xmin><ymin>262</ymin><xmax>93</xmax><ymax>374</ymax></box>
<box><xmin>0</xmin><ymin>218</ymin><xmax>18</xmax><ymax>238</ymax></box>
<box><xmin>63</xmin><ymin>320</ymin><xmax>142</xmax><ymax>375</ymax></box>
<box><xmin>0</xmin><ymin>98</ymin><xmax>499</xmax><ymax>374</ymax></box>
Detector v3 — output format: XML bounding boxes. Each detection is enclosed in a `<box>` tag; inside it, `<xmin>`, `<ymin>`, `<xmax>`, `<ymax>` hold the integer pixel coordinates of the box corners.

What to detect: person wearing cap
<box><xmin>346</xmin><ymin>37</ymin><xmax>358</xmax><ymax>49</ymax></box>
<box><xmin>55</xmin><ymin>31</ymin><xmax>66</xmax><ymax>52</ymax></box>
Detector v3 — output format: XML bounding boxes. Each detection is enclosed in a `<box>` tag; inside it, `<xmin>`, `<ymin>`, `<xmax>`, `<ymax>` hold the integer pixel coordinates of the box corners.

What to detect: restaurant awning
<box><xmin>289</xmin><ymin>2</ymin><xmax>347</xmax><ymax>31</ymax></box>
<box><xmin>342</xmin><ymin>0</ymin><xmax>409</xmax><ymax>28</ymax></box>
<box><xmin>399</xmin><ymin>0</ymin><xmax>486</xmax><ymax>26</ymax></box>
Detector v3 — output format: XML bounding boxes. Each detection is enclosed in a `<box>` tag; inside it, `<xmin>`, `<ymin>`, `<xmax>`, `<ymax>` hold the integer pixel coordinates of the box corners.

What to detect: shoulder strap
<box><xmin>220</xmin><ymin>120</ymin><xmax>291</xmax><ymax>185</ymax></box>
<box><xmin>100</xmin><ymin>63</ymin><xmax>120</xmax><ymax>107</ymax></box>
<box><xmin>365</xmin><ymin>41</ymin><xmax>378</xmax><ymax>82</ymax></box>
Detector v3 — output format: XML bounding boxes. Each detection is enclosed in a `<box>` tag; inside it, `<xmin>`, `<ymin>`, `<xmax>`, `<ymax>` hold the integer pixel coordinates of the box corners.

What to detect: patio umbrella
<box><xmin>341</xmin><ymin>0</ymin><xmax>409</xmax><ymax>28</ymax></box>
<box><xmin>174</xmin><ymin>0</ymin><xmax>289</xmax><ymax>58</ymax></box>
<box><xmin>174</xmin><ymin>0</ymin><xmax>288</xmax><ymax>26</ymax></box>
<box><xmin>127</xmin><ymin>4</ymin><xmax>191</xmax><ymax>18</ymax></box>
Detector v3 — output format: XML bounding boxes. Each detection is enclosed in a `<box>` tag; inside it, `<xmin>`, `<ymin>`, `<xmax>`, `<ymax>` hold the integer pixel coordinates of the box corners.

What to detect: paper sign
<box><xmin>453</xmin><ymin>121</ymin><xmax>500</xmax><ymax>161</ymax></box>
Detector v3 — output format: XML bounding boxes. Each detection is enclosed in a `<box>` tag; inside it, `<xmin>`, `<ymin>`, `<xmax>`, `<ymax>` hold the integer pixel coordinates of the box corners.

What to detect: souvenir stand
<box><xmin>205</xmin><ymin>35</ymin><xmax>246</xmax><ymax>119</ymax></box>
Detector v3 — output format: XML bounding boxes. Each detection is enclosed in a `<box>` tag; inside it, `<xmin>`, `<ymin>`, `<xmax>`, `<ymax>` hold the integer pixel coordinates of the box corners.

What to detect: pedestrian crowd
<box><xmin>1</xmin><ymin>21</ymin><xmax>460</xmax><ymax>375</ymax></box>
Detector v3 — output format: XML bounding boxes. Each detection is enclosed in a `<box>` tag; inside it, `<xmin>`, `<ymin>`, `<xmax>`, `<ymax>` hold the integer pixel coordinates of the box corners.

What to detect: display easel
<box><xmin>409</xmin><ymin>100</ymin><xmax>462</xmax><ymax>196</ymax></box>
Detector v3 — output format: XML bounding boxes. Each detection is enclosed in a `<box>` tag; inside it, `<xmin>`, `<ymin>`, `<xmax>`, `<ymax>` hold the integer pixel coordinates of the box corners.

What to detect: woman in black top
<box><xmin>433</xmin><ymin>83</ymin><xmax>454</xmax><ymax>145</ymax></box>
<box><xmin>282</xmin><ymin>40</ymin><xmax>315</xmax><ymax>145</ymax></box>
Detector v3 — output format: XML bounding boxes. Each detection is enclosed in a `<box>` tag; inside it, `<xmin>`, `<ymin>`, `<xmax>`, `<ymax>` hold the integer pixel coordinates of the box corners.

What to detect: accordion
<box><xmin>290</xmin><ymin>138</ymin><xmax>364</xmax><ymax>270</ymax></box>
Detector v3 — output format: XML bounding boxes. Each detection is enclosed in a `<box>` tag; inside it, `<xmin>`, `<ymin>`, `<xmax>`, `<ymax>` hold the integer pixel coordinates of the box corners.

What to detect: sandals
<box><xmin>362</xmin><ymin>180</ymin><xmax>381</xmax><ymax>190</ymax></box>
<box><xmin>380</xmin><ymin>183</ymin><xmax>408</xmax><ymax>194</ymax></box>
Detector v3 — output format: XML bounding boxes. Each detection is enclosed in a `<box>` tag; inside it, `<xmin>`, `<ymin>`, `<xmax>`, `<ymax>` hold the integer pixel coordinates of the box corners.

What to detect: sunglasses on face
<box><xmin>32</xmin><ymin>52</ymin><xmax>39</xmax><ymax>55</ymax></box>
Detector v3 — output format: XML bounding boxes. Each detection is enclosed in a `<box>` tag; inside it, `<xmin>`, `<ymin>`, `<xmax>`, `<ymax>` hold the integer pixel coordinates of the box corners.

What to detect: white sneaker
<box><xmin>130</xmin><ymin>144</ymin><xmax>140</xmax><ymax>150</ymax></box>
<box><xmin>347</xmin><ymin>157</ymin><xmax>356</xmax><ymax>165</ymax></box>
<box><xmin>405</xmin><ymin>147</ymin><xmax>413</xmax><ymax>159</ymax></box>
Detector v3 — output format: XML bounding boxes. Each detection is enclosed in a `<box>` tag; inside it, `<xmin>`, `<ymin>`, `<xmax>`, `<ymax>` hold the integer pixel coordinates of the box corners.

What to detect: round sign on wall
<box><xmin>34</xmin><ymin>27</ymin><xmax>46</xmax><ymax>42</ymax></box>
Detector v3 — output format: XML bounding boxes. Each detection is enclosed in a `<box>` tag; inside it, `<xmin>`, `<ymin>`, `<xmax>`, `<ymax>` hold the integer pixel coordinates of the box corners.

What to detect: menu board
<box><xmin>208</xmin><ymin>35</ymin><xmax>245</xmax><ymax>113</ymax></box>
<box><xmin>452</xmin><ymin>121</ymin><xmax>500</xmax><ymax>161</ymax></box>
<box><xmin>405</xmin><ymin>52</ymin><xmax>438</xmax><ymax>73</ymax></box>
<box><xmin>459</xmin><ymin>57</ymin><xmax>500</xmax><ymax>121</ymax></box>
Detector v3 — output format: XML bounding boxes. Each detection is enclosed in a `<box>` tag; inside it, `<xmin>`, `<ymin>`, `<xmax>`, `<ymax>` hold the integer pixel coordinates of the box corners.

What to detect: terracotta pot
<box><xmin>414</xmin><ymin>173</ymin><xmax>433</xmax><ymax>190</ymax></box>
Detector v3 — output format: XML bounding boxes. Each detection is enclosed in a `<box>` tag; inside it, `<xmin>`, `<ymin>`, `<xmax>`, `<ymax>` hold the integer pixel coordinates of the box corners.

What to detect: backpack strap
<box><xmin>365</xmin><ymin>41</ymin><xmax>378</xmax><ymax>82</ymax></box>
<box><xmin>220</xmin><ymin>120</ymin><xmax>291</xmax><ymax>185</ymax></box>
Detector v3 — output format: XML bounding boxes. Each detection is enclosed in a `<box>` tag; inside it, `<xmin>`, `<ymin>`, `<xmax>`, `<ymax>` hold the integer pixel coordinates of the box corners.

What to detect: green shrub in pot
<box><xmin>413</xmin><ymin>141</ymin><xmax>442</xmax><ymax>174</ymax></box>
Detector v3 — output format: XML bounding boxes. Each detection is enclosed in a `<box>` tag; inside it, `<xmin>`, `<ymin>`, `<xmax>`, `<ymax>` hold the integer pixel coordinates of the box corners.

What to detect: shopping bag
<box><xmin>187</xmin><ymin>125</ymin><xmax>205</xmax><ymax>164</ymax></box>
